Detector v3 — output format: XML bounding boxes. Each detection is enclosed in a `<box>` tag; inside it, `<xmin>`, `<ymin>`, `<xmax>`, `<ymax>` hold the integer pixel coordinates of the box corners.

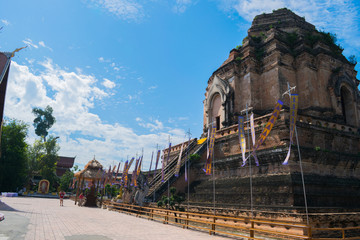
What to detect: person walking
<box><xmin>79</xmin><ymin>192</ymin><xmax>84</xmax><ymax>207</ymax></box>
<box><xmin>59</xmin><ymin>190</ymin><xmax>65</xmax><ymax>206</ymax></box>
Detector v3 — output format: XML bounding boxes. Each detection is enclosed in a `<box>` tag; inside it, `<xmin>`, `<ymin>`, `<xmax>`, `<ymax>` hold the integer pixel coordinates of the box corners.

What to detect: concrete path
<box><xmin>0</xmin><ymin>197</ymin><xmax>230</xmax><ymax>240</ymax></box>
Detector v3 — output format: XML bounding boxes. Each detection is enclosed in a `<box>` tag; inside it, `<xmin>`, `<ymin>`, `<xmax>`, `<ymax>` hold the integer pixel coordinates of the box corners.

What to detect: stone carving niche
<box><xmin>204</xmin><ymin>75</ymin><xmax>233</xmax><ymax>130</ymax></box>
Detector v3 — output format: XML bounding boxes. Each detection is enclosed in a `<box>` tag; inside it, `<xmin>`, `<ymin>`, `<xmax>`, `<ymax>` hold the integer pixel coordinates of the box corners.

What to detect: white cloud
<box><xmin>1</xmin><ymin>19</ymin><xmax>10</xmax><ymax>26</ymax></box>
<box><xmin>22</xmin><ymin>38</ymin><xmax>38</xmax><ymax>49</ymax></box>
<box><xmin>38</xmin><ymin>41</ymin><xmax>53</xmax><ymax>51</ymax></box>
<box><xmin>136</xmin><ymin>118</ymin><xmax>164</xmax><ymax>131</ymax></box>
<box><xmin>98</xmin><ymin>57</ymin><xmax>105</xmax><ymax>62</ymax></box>
<box><xmin>86</xmin><ymin>0</ymin><xmax>144</xmax><ymax>21</ymax></box>
<box><xmin>5</xmin><ymin>60</ymin><xmax>186</xmax><ymax>169</ymax></box>
<box><xmin>148</xmin><ymin>85</ymin><xmax>157</xmax><ymax>90</ymax></box>
<box><xmin>102</xmin><ymin>78</ymin><xmax>116</xmax><ymax>88</ymax></box>
<box><xmin>168</xmin><ymin>116</ymin><xmax>189</xmax><ymax>123</ymax></box>
<box><xmin>178</xmin><ymin>116</ymin><xmax>189</xmax><ymax>121</ymax></box>
<box><xmin>217</xmin><ymin>0</ymin><xmax>360</xmax><ymax>48</ymax></box>
<box><xmin>173</xmin><ymin>0</ymin><xmax>193</xmax><ymax>13</ymax></box>
<box><xmin>25</xmin><ymin>58</ymin><xmax>35</xmax><ymax>65</ymax></box>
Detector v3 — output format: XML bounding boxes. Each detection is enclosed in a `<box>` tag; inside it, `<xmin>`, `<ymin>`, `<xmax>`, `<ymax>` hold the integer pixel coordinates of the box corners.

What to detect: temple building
<box><xmin>0</xmin><ymin>52</ymin><xmax>12</xmax><ymax>139</ymax></box>
<box><xmin>147</xmin><ymin>8</ymin><xmax>360</xmax><ymax>228</ymax></box>
<box><xmin>56</xmin><ymin>156</ymin><xmax>76</xmax><ymax>177</ymax></box>
<box><xmin>197</xmin><ymin>8</ymin><xmax>360</xmax><ymax>209</ymax></box>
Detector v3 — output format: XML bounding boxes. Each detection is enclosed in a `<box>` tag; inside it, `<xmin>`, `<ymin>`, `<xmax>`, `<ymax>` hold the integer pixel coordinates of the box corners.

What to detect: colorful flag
<box><xmin>166</xmin><ymin>143</ymin><xmax>171</xmax><ymax>165</ymax></box>
<box><xmin>161</xmin><ymin>152</ymin><xmax>165</xmax><ymax>182</ymax></box>
<box><xmin>185</xmin><ymin>158</ymin><xmax>188</xmax><ymax>182</ymax></box>
<box><xmin>253</xmin><ymin>100</ymin><xmax>283</xmax><ymax>150</ymax></box>
<box><xmin>238</xmin><ymin>116</ymin><xmax>246</xmax><ymax>164</ymax></box>
<box><xmin>128</xmin><ymin>157</ymin><xmax>135</xmax><ymax>170</ymax></box>
<box><xmin>137</xmin><ymin>156</ymin><xmax>142</xmax><ymax>176</ymax></box>
<box><xmin>113</xmin><ymin>162</ymin><xmax>121</xmax><ymax>185</ymax></box>
<box><xmin>250</xmin><ymin>113</ymin><xmax>259</xmax><ymax>166</ymax></box>
<box><xmin>205</xmin><ymin>124</ymin><xmax>216</xmax><ymax>175</ymax></box>
<box><xmin>283</xmin><ymin>94</ymin><xmax>298</xmax><ymax>165</ymax></box>
<box><xmin>154</xmin><ymin>150</ymin><xmax>160</xmax><ymax>178</ymax></box>
<box><xmin>124</xmin><ymin>158</ymin><xmax>134</xmax><ymax>188</ymax></box>
<box><xmin>185</xmin><ymin>137</ymin><xmax>191</xmax><ymax>182</ymax></box>
<box><xmin>250</xmin><ymin>113</ymin><xmax>256</xmax><ymax>146</ymax></box>
<box><xmin>197</xmin><ymin>138</ymin><xmax>207</xmax><ymax>145</ymax></box>
<box><xmin>149</xmin><ymin>151</ymin><xmax>154</xmax><ymax>173</ymax></box>
<box><xmin>132</xmin><ymin>157</ymin><xmax>140</xmax><ymax>187</ymax></box>
<box><xmin>206</xmin><ymin>127</ymin><xmax>210</xmax><ymax>159</ymax></box>
<box><xmin>174</xmin><ymin>141</ymin><xmax>185</xmax><ymax>177</ymax></box>
<box><xmin>243</xmin><ymin>100</ymin><xmax>283</xmax><ymax>166</ymax></box>
<box><xmin>121</xmin><ymin>161</ymin><xmax>128</xmax><ymax>186</ymax></box>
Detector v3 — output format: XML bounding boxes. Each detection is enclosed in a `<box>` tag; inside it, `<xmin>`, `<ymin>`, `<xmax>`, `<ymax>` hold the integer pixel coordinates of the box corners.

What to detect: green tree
<box><xmin>29</xmin><ymin>136</ymin><xmax>60</xmax><ymax>189</ymax></box>
<box><xmin>189</xmin><ymin>153</ymin><xmax>201</xmax><ymax>162</ymax></box>
<box><xmin>104</xmin><ymin>183</ymin><xmax>118</xmax><ymax>198</ymax></box>
<box><xmin>72</xmin><ymin>165</ymin><xmax>81</xmax><ymax>172</ymax></box>
<box><xmin>32</xmin><ymin>105</ymin><xmax>56</xmax><ymax>142</ymax></box>
<box><xmin>0</xmin><ymin>119</ymin><xmax>29</xmax><ymax>192</ymax></box>
<box><xmin>348</xmin><ymin>55</ymin><xmax>357</xmax><ymax>65</ymax></box>
<box><xmin>157</xmin><ymin>187</ymin><xmax>185</xmax><ymax>210</ymax></box>
<box><xmin>157</xmin><ymin>187</ymin><xmax>185</xmax><ymax>222</ymax></box>
<box><xmin>38</xmin><ymin>136</ymin><xmax>60</xmax><ymax>187</ymax></box>
<box><xmin>27</xmin><ymin>140</ymin><xmax>43</xmax><ymax>185</ymax></box>
<box><xmin>59</xmin><ymin>170</ymin><xmax>74</xmax><ymax>192</ymax></box>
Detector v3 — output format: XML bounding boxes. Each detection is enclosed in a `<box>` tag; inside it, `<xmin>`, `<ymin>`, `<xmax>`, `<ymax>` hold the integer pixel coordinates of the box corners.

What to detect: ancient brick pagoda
<box><xmin>198</xmin><ymin>7</ymin><xmax>359</xmax><ymax>208</ymax></box>
<box><xmin>148</xmin><ymin>8</ymin><xmax>360</xmax><ymax>228</ymax></box>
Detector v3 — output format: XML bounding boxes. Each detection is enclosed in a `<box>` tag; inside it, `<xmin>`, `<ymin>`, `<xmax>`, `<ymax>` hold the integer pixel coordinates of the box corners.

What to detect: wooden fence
<box><xmin>102</xmin><ymin>201</ymin><xmax>360</xmax><ymax>239</ymax></box>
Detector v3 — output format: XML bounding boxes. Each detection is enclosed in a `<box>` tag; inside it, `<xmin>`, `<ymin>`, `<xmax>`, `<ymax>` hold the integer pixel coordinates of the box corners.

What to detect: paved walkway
<box><xmin>0</xmin><ymin>197</ymin><xmax>230</xmax><ymax>240</ymax></box>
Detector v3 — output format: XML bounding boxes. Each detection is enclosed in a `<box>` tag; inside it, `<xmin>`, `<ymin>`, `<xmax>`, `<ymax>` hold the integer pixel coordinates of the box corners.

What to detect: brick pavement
<box><xmin>0</xmin><ymin>197</ymin><xmax>230</xmax><ymax>240</ymax></box>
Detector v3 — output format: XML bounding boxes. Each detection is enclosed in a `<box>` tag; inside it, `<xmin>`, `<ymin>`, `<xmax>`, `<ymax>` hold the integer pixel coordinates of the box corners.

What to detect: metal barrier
<box><xmin>102</xmin><ymin>201</ymin><xmax>360</xmax><ymax>239</ymax></box>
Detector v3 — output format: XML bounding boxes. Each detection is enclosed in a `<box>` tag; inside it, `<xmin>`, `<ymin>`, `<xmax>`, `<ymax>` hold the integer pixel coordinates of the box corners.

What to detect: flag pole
<box><xmin>208</xmin><ymin>121</ymin><xmax>216</xmax><ymax>216</ymax></box>
<box><xmin>285</xmin><ymin>82</ymin><xmax>309</xmax><ymax>225</ymax></box>
<box><xmin>186</xmin><ymin>129</ymin><xmax>192</xmax><ymax>212</ymax></box>
<box><xmin>213</xmin><ymin>137</ymin><xmax>216</xmax><ymax>216</ymax></box>
<box><xmin>167</xmin><ymin>135</ymin><xmax>171</xmax><ymax>209</ymax></box>
<box><xmin>241</xmin><ymin>104</ymin><xmax>254</xmax><ymax>217</ymax></box>
<box><xmin>153</xmin><ymin>144</ymin><xmax>158</xmax><ymax>203</ymax></box>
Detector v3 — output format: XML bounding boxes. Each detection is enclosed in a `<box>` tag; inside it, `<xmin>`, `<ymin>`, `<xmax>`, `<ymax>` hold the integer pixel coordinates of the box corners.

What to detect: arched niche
<box><xmin>328</xmin><ymin>70</ymin><xmax>359</xmax><ymax>127</ymax></box>
<box><xmin>204</xmin><ymin>75</ymin><xmax>232</xmax><ymax>130</ymax></box>
<box><xmin>340</xmin><ymin>85</ymin><xmax>357</xmax><ymax>126</ymax></box>
<box><xmin>210</xmin><ymin>94</ymin><xmax>222</xmax><ymax>130</ymax></box>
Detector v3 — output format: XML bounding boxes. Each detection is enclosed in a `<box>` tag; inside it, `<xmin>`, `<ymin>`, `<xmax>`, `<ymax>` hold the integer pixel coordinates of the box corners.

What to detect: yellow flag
<box><xmin>197</xmin><ymin>138</ymin><xmax>207</xmax><ymax>145</ymax></box>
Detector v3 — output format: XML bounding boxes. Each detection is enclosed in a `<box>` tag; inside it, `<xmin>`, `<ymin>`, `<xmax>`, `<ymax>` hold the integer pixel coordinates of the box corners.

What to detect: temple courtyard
<box><xmin>0</xmin><ymin>197</ymin><xmax>229</xmax><ymax>240</ymax></box>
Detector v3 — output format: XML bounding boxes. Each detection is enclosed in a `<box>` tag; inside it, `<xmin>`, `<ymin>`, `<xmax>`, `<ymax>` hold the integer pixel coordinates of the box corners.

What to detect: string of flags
<box><xmin>71</xmin><ymin>93</ymin><xmax>298</xmax><ymax>191</ymax></box>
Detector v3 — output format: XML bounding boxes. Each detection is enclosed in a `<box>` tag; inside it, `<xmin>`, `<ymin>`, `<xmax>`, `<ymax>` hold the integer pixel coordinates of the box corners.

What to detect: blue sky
<box><xmin>1</xmin><ymin>0</ymin><xmax>359</xmax><ymax>170</ymax></box>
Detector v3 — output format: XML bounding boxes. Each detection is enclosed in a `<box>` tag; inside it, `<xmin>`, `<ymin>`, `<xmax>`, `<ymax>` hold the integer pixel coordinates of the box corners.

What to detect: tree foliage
<box><xmin>157</xmin><ymin>187</ymin><xmax>185</xmax><ymax>211</ymax></box>
<box><xmin>0</xmin><ymin>120</ymin><xmax>28</xmax><ymax>192</ymax></box>
<box><xmin>104</xmin><ymin>183</ymin><xmax>118</xmax><ymax>198</ymax></box>
<box><xmin>29</xmin><ymin>136</ymin><xmax>60</xmax><ymax>189</ymax></box>
<box><xmin>59</xmin><ymin>170</ymin><xmax>74</xmax><ymax>192</ymax></box>
<box><xmin>38</xmin><ymin>136</ymin><xmax>60</xmax><ymax>187</ymax></box>
<box><xmin>348</xmin><ymin>55</ymin><xmax>357</xmax><ymax>65</ymax></box>
<box><xmin>32</xmin><ymin>105</ymin><xmax>56</xmax><ymax>142</ymax></box>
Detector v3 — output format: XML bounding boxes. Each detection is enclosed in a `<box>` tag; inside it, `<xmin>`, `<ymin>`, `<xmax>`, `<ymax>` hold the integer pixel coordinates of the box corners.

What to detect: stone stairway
<box><xmin>146</xmin><ymin>138</ymin><xmax>206</xmax><ymax>201</ymax></box>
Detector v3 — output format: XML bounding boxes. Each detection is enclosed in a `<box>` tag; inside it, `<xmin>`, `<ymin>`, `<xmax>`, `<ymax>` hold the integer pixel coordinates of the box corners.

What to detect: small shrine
<box><xmin>74</xmin><ymin>157</ymin><xmax>103</xmax><ymax>206</ymax></box>
<box><xmin>38</xmin><ymin>179</ymin><xmax>50</xmax><ymax>194</ymax></box>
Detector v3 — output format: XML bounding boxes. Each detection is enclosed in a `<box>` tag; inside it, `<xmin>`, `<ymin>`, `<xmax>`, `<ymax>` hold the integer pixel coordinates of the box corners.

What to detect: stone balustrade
<box><xmin>214</xmin><ymin>110</ymin><xmax>358</xmax><ymax>139</ymax></box>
